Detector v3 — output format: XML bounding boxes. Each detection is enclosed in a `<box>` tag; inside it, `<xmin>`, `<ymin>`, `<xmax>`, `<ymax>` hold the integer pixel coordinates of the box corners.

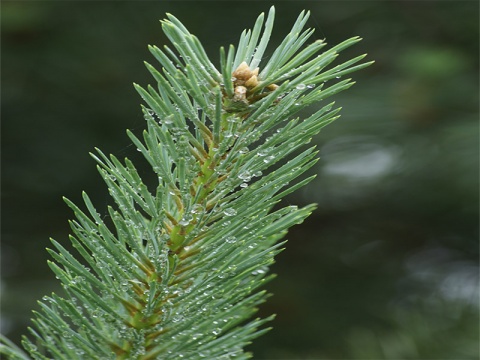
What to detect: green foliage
<box><xmin>1</xmin><ymin>6</ymin><xmax>370</xmax><ymax>359</ymax></box>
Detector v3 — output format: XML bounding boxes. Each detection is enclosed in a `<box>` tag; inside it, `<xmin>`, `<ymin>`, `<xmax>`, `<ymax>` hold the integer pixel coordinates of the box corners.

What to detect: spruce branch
<box><xmin>1</xmin><ymin>6</ymin><xmax>372</xmax><ymax>359</ymax></box>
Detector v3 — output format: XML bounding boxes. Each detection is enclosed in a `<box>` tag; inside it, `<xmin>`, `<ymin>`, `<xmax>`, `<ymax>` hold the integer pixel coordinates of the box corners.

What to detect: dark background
<box><xmin>2</xmin><ymin>1</ymin><xmax>479</xmax><ymax>359</ymax></box>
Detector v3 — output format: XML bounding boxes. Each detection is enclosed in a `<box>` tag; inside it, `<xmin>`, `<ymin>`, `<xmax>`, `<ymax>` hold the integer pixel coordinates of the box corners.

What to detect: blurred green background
<box><xmin>2</xmin><ymin>1</ymin><xmax>478</xmax><ymax>359</ymax></box>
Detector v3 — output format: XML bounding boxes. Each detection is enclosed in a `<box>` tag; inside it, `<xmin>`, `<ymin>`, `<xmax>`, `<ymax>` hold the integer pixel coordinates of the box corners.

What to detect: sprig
<box><xmin>1</xmin><ymin>6</ymin><xmax>371</xmax><ymax>359</ymax></box>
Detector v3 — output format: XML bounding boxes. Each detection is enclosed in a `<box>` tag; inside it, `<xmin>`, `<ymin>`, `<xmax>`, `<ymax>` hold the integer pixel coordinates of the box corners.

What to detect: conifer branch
<box><xmin>1</xmin><ymin>6</ymin><xmax>371</xmax><ymax>359</ymax></box>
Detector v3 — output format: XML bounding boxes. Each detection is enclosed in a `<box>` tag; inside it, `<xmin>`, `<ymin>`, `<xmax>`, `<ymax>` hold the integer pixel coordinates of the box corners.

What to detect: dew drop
<box><xmin>163</xmin><ymin>116</ymin><xmax>174</xmax><ymax>125</ymax></box>
<box><xmin>238</xmin><ymin>171</ymin><xmax>251</xmax><ymax>181</ymax></box>
<box><xmin>263</xmin><ymin>156</ymin><xmax>275</xmax><ymax>164</ymax></box>
<box><xmin>223</xmin><ymin>208</ymin><xmax>237</xmax><ymax>216</ymax></box>
<box><xmin>192</xmin><ymin>333</ymin><xmax>203</xmax><ymax>340</ymax></box>
<box><xmin>296</xmin><ymin>84</ymin><xmax>306</xmax><ymax>90</ymax></box>
<box><xmin>191</xmin><ymin>204</ymin><xmax>204</xmax><ymax>214</ymax></box>
<box><xmin>178</xmin><ymin>216</ymin><xmax>192</xmax><ymax>226</ymax></box>
<box><xmin>226</xmin><ymin>236</ymin><xmax>236</xmax><ymax>244</ymax></box>
<box><xmin>172</xmin><ymin>315</ymin><xmax>183</xmax><ymax>323</ymax></box>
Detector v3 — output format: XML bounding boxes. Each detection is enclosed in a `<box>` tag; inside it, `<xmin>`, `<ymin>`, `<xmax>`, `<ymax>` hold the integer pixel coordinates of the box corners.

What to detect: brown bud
<box><xmin>232</xmin><ymin>62</ymin><xmax>252</xmax><ymax>81</ymax></box>
<box><xmin>266</xmin><ymin>84</ymin><xmax>279</xmax><ymax>91</ymax></box>
<box><xmin>245</xmin><ymin>75</ymin><xmax>259</xmax><ymax>88</ymax></box>
<box><xmin>233</xmin><ymin>85</ymin><xmax>247</xmax><ymax>102</ymax></box>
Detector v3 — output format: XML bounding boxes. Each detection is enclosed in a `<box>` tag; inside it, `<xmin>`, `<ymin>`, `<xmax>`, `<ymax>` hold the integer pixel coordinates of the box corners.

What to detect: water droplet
<box><xmin>163</xmin><ymin>116</ymin><xmax>174</xmax><ymax>125</ymax></box>
<box><xmin>263</xmin><ymin>156</ymin><xmax>275</xmax><ymax>164</ymax></box>
<box><xmin>296</xmin><ymin>84</ymin><xmax>306</xmax><ymax>90</ymax></box>
<box><xmin>239</xmin><ymin>147</ymin><xmax>249</xmax><ymax>154</ymax></box>
<box><xmin>191</xmin><ymin>204</ymin><xmax>204</xmax><ymax>214</ymax></box>
<box><xmin>227</xmin><ymin>116</ymin><xmax>240</xmax><ymax>123</ymax></box>
<box><xmin>179</xmin><ymin>215</ymin><xmax>192</xmax><ymax>226</ymax></box>
<box><xmin>238</xmin><ymin>171</ymin><xmax>251</xmax><ymax>181</ymax></box>
<box><xmin>253</xmin><ymin>170</ymin><xmax>263</xmax><ymax>177</ymax></box>
<box><xmin>226</xmin><ymin>236</ymin><xmax>236</xmax><ymax>243</ymax></box>
<box><xmin>257</xmin><ymin>149</ymin><xmax>269</xmax><ymax>157</ymax></box>
<box><xmin>223</xmin><ymin>208</ymin><xmax>237</xmax><ymax>216</ymax></box>
<box><xmin>172</xmin><ymin>315</ymin><xmax>183</xmax><ymax>323</ymax></box>
<box><xmin>240</xmin><ymin>183</ymin><xmax>248</xmax><ymax>188</ymax></box>
<box><xmin>192</xmin><ymin>333</ymin><xmax>203</xmax><ymax>340</ymax></box>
